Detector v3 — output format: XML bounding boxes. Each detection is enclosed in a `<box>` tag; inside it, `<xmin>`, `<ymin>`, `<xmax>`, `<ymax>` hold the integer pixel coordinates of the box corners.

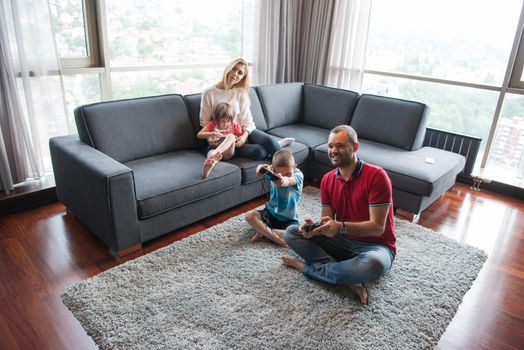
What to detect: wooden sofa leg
<box><xmin>396</xmin><ymin>209</ymin><xmax>420</xmax><ymax>223</ymax></box>
<box><xmin>112</xmin><ymin>243</ymin><xmax>142</xmax><ymax>258</ymax></box>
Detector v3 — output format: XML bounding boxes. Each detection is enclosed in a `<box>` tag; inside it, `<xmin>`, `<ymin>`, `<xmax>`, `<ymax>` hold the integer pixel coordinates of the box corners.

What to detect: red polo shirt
<box><xmin>320</xmin><ymin>160</ymin><xmax>396</xmax><ymax>253</ymax></box>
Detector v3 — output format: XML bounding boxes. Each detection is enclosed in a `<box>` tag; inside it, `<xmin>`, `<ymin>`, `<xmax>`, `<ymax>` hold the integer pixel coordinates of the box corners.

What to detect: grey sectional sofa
<box><xmin>50</xmin><ymin>83</ymin><xmax>471</xmax><ymax>256</ymax></box>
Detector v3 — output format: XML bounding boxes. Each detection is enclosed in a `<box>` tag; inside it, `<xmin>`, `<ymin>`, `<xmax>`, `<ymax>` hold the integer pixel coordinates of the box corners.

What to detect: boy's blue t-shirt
<box><xmin>265</xmin><ymin>169</ymin><xmax>304</xmax><ymax>222</ymax></box>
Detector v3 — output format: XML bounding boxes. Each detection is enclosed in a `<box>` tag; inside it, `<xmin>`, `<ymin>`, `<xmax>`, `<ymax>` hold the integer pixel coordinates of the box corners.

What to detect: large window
<box><xmin>365</xmin><ymin>0</ymin><xmax>524</xmax><ymax>188</ymax></box>
<box><xmin>366</xmin><ymin>1</ymin><xmax>520</xmax><ymax>85</ymax></box>
<box><xmin>104</xmin><ymin>0</ymin><xmax>248</xmax><ymax>97</ymax></box>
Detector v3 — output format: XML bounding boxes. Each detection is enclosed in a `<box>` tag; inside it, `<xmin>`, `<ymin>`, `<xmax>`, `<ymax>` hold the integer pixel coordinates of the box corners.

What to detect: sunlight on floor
<box><xmin>437</xmin><ymin>192</ymin><xmax>520</xmax><ymax>255</ymax></box>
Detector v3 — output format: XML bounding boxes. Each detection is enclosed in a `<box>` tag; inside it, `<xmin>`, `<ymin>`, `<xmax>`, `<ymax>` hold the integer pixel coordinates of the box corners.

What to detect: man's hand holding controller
<box><xmin>300</xmin><ymin>217</ymin><xmax>342</xmax><ymax>238</ymax></box>
<box><xmin>300</xmin><ymin>218</ymin><xmax>322</xmax><ymax>238</ymax></box>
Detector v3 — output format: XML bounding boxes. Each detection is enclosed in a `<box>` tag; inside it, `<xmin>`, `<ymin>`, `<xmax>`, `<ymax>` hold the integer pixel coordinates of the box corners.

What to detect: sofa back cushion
<box><xmin>184</xmin><ymin>93</ymin><xmax>202</xmax><ymax>134</ymax></box>
<box><xmin>75</xmin><ymin>94</ymin><xmax>195</xmax><ymax>163</ymax></box>
<box><xmin>303</xmin><ymin>84</ymin><xmax>358</xmax><ymax>129</ymax></box>
<box><xmin>183</xmin><ymin>93</ymin><xmax>207</xmax><ymax>152</ymax></box>
<box><xmin>350</xmin><ymin>94</ymin><xmax>428</xmax><ymax>151</ymax></box>
<box><xmin>249</xmin><ymin>88</ymin><xmax>268</xmax><ymax>131</ymax></box>
<box><xmin>256</xmin><ymin>83</ymin><xmax>303</xmax><ymax>129</ymax></box>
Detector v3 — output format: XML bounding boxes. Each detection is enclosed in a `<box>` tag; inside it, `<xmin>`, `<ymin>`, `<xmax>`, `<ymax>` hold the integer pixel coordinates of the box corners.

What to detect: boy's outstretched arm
<box><xmin>277</xmin><ymin>176</ymin><xmax>297</xmax><ymax>187</ymax></box>
<box><xmin>255</xmin><ymin>164</ymin><xmax>272</xmax><ymax>177</ymax></box>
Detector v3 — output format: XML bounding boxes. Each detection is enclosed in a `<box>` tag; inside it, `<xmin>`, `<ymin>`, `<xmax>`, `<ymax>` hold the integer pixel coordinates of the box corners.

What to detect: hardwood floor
<box><xmin>0</xmin><ymin>183</ymin><xmax>523</xmax><ymax>350</ymax></box>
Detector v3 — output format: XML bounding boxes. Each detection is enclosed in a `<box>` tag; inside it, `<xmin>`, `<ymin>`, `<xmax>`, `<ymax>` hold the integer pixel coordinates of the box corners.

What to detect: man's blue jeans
<box><xmin>284</xmin><ymin>224</ymin><xmax>395</xmax><ymax>285</ymax></box>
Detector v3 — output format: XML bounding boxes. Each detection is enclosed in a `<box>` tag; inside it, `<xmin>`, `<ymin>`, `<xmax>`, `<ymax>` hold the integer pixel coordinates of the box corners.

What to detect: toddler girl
<box><xmin>197</xmin><ymin>102</ymin><xmax>243</xmax><ymax>178</ymax></box>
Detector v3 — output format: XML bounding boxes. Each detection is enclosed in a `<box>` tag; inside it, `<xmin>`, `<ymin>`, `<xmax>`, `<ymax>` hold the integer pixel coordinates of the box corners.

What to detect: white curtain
<box><xmin>251</xmin><ymin>0</ymin><xmax>372</xmax><ymax>91</ymax></box>
<box><xmin>325</xmin><ymin>0</ymin><xmax>372</xmax><ymax>91</ymax></box>
<box><xmin>0</xmin><ymin>0</ymin><xmax>68</xmax><ymax>191</ymax></box>
<box><xmin>251</xmin><ymin>0</ymin><xmax>283</xmax><ymax>85</ymax></box>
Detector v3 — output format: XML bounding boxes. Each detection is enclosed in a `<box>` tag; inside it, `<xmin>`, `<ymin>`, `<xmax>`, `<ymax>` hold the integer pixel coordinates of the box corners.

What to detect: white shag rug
<box><xmin>61</xmin><ymin>187</ymin><xmax>487</xmax><ymax>350</ymax></box>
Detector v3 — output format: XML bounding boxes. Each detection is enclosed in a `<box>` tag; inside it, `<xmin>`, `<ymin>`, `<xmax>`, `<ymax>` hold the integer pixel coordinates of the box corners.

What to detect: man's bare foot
<box><xmin>281</xmin><ymin>256</ymin><xmax>305</xmax><ymax>271</ymax></box>
<box><xmin>202</xmin><ymin>152</ymin><xmax>223</xmax><ymax>178</ymax></box>
<box><xmin>348</xmin><ymin>283</ymin><xmax>368</xmax><ymax>304</ymax></box>
<box><xmin>250</xmin><ymin>232</ymin><xmax>263</xmax><ymax>243</ymax></box>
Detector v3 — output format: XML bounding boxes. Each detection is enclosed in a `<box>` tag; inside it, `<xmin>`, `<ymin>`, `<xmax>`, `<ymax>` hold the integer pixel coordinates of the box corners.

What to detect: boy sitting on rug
<box><xmin>245</xmin><ymin>150</ymin><xmax>303</xmax><ymax>247</ymax></box>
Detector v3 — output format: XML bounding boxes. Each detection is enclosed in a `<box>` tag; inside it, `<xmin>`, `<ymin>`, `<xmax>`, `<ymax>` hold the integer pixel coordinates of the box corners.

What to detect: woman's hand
<box><xmin>236</xmin><ymin>133</ymin><xmax>248</xmax><ymax>147</ymax></box>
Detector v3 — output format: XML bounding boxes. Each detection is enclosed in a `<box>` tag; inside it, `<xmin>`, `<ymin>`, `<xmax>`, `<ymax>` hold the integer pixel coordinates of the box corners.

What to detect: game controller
<box><xmin>303</xmin><ymin>222</ymin><xmax>322</xmax><ymax>232</ymax></box>
<box><xmin>259</xmin><ymin>166</ymin><xmax>280</xmax><ymax>181</ymax></box>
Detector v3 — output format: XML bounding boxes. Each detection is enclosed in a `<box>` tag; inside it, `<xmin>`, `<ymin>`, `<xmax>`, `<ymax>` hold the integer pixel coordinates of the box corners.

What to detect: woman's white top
<box><xmin>199</xmin><ymin>85</ymin><xmax>256</xmax><ymax>133</ymax></box>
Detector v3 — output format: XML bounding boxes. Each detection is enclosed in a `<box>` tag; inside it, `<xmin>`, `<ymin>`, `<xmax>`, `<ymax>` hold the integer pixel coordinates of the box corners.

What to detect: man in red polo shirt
<box><xmin>282</xmin><ymin>125</ymin><xmax>396</xmax><ymax>304</ymax></box>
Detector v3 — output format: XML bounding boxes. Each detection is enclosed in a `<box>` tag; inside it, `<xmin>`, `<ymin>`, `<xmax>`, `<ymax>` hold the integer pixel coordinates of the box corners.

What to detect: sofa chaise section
<box><xmin>309</xmin><ymin>92</ymin><xmax>465</xmax><ymax>215</ymax></box>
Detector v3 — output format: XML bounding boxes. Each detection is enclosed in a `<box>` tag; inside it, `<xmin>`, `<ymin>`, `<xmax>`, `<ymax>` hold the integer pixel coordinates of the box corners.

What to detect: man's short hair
<box><xmin>272</xmin><ymin>150</ymin><xmax>295</xmax><ymax>168</ymax></box>
<box><xmin>330</xmin><ymin>125</ymin><xmax>358</xmax><ymax>145</ymax></box>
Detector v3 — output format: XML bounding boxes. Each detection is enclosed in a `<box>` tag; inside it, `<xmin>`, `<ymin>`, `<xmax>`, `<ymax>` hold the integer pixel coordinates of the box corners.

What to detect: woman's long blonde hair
<box><xmin>217</xmin><ymin>58</ymin><xmax>250</xmax><ymax>94</ymax></box>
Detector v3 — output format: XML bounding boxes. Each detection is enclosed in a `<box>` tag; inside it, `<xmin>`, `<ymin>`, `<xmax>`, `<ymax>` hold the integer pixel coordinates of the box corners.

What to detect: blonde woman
<box><xmin>199</xmin><ymin>58</ymin><xmax>293</xmax><ymax>166</ymax></box>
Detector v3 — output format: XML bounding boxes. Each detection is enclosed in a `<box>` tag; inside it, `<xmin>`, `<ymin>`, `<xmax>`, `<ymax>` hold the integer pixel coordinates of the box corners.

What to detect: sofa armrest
<box><xmin>49</xmin><ymin>135</ymin><xmax>140</xmax><ymax>253</ymax></box>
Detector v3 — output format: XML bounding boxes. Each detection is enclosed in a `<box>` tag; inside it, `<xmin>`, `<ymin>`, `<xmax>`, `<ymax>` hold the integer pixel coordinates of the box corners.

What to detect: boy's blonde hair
<box><xmin>272</xmin><ymin>150</ymin><xmax>295</xmax><ymax>168</ymax></box>
<box><xmin>212</xmin><ymin>102</ymin><xmax>234</xmax><ymax>122</ymax></box>
<box><xmin>218</xmin><ymin>58</ymin><xmax>250</xmax><ymax>94</ymax></box>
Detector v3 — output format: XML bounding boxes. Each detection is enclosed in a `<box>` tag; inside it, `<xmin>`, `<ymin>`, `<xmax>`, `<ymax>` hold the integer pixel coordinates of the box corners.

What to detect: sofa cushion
<box><xmin>249</xmin><ymin>88</ymin><xmax>268</xmax><ymax>131</ymax></box>
<box><xmin>75</xmin><ymin>94</ymin><xmax>196</xmax><ymax>163</ymax></box>
<box><xmin>184</xmin><ymin>93</ymin><xmax>208</xmax><ymax>152</ymax></box>
<box><xmin>313</xmin><ymin>140</ymin><xmax>465</xmax><ymax>197</ymax></box>
<box><xmin>124</xmin><ymin>150</ymin><xmax>241</xmax><ymax>219</ymax></box>
<box><xmin>268</xmin><ymin>123</ymin><xmax>330</xmax><ymax>148</ymax></box>
<box><xmin>183</xmin><ymin>93</ymin><xmax>203</xmax><ymax>134</ymax></box>
<box><xmin>350</xmin><ymin>94</ymin><xmax>428</xmax><ymax>151</ymax></box>
<box><xmin>256</xmin><ymin>83</ymin><xmax>304</xmax><ymax>129</ymax></box>
<box><xmin>303</xmin><ymin>84</ymin><xmax>358</xmax><ymax>129</ymax></box>
<box><xmin>227</xmin><ymin>140</ymin><xmax>310</xmax><ymax>184</ymax></box>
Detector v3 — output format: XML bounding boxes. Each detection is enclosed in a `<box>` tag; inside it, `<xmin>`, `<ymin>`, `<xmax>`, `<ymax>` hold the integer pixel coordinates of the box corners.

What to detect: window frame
<box><xmin>58</xmin><ymin>0</ymin><xmax>100</xmax><ymax>69</ymax></box>
<box><xmin>509</xmin><ymin>23</ymin><xmax>524</xmax><ymax>89</ymax></box>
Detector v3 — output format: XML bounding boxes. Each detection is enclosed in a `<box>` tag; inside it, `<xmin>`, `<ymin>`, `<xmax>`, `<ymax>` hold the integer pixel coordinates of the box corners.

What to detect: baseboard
<box><xmin>457</xmin><ymin>177</ymin><xmax>524</xmax><ymax>200</ymax></box>
<box><xmin>0</xmin><ymin>177</ymin><xmax>58</xmax><ymax>216</ymax></box>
